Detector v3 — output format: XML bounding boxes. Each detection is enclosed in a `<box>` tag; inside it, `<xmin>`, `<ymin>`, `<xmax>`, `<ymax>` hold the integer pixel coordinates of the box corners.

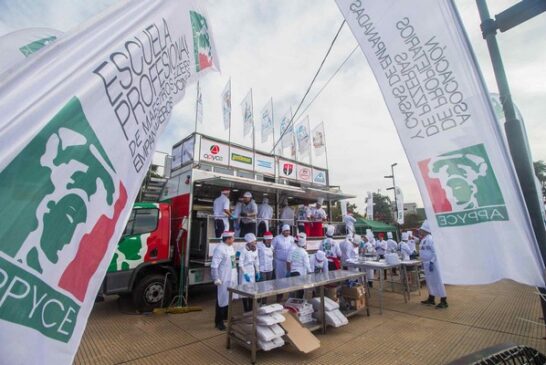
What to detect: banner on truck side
<box><xmin>0</xmin><ymin>1</ymin><xmax>219</xmax><ymax>364</ymax></box>
<box><xmin>337</xmin><ymin>0</ymin><xmax>544</xmax><ymax>286</ymax></box>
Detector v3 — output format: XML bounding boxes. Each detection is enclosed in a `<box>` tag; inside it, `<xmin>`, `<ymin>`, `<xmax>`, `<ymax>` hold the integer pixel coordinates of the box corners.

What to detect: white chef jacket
<box><xmin>398</xmin><ymin>241</ymin><xmax>412</xmax><ymax>261</ymax></box>
<box><xmin>280</xmin><ymin>206</ymin><xmax>295</xmax><ymax>225</ymax></box>
<box><xmin>386</xmin><ymin>239</ymin><xmax>398</xmax><ymax>253</ymax></box>
<box><xmin>340</xmin><ymin>239</ymin><xmax>355</xmax><ymax>265</ymax></box>
<box><xmin>211</xmin><ymin>243</ymin><xmax>237</xmax><ymax>307</ymax></box>
<box><xmin>407</xmin><ymin>239</ymin><xmax>416</xmax><ymax>253</ymax></box>
<box><xmin>287</xmin><ymin>247</ymin><xmax>311</xmax><ymax>275</ymax></box>
<box><xmin>297</xmin><ymin>206</ymin><xmax>310</xmax><ymax>223</ymax></box>
<box><xmin>272</xmin><ymin>234</ymin><xmax>294</xmax><ymax>278</ymax></box>
<box><xmin>213</xmin><ymin>195</ymin><xmax>230</xmax><ymax>228</ymax></box>
<box><xmin>309</xmin><ymin>253</ymin><xmax>329</xmax><ymax>274</ymax></box>
<box><xmin>310</xmin><ymin>207</ymin><xmax>327</xmax><ymax>221</ymax></box>
<box><xmin>375</xmin><ymin>239</ymin><xmax>387</xmax><ymax>255</ymax></box>
<box><xmin>257</xmin><ymin>242</ymin><xmax>274</xmax><ymax>273</ymax></box>
<box><xmin>257</xmin><ymin>203</ymin><xmax>273</xmax><ymax>230</ymax></box>
<box><xmin>320</xmin><ymin>237</ymin><xmax>341</xmax><ymax>258</ymax></box>
<box><xmin>419</xmin><ymin>234</ymin><xmax>446</xmax><ymax>297</ymax></box>
<box><xmin>240</xmin><ymin>200</ymin><xmax>258</xmax><ymax>224</ymax></box>
<box><xmin>238</xmin><ymin>247</ymin><xmax>259</xmax><ymax>284</ymax></box>
<box><xmin>343</xmin><ymin>214</ymin><xmax>356</xmax><ymax>234</ymax></box>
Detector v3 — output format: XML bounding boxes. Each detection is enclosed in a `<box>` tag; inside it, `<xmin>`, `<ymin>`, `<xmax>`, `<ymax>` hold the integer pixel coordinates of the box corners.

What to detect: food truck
<box><xmin>100</xmin><ymin>133</ymin><xmax>355</xmax><ymax>310</ymax></box>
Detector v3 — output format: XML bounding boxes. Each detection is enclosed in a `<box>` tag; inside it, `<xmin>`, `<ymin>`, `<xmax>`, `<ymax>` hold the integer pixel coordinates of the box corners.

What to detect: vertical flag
<box><xmin>395</xmin><ymin>186</ymin><xmax>404</xmax><ymax>224</ymax></box>
<box><xmin>337</xmin><ymin>0</ymin><xmax>544</xmax><ymax>286</ymax></box>
<box><xmin>0</xmin><ymin>1</ymin><xmax>218</xmax><ymax>364</ymax></box>
<box><xmin>261</xmin><ymin>98</ymin><xmax>274</xmax><ymax>144</ymax></box>
<box><xmin>294</xmin><ymin>116</ymin><xmax>311</xmax><ymax>158</ymax></box>
<box><xmin>222</xmin><ymin>79</ymin><xmax>231</xmax><ymax>131</ymax></box>
<box><xmin>195</xmin><ymin>81</ymin><xmax>203</xmax><ymax>125</ymax></box>
<box><xmin>312</xmin><ymin>122</ymin><xmax>326</xmax><ymax>157</ymax></box>
<box><xmin>366</xmin><ymin>191</ymin><xmax>374</xmax><ymax>220</ymax></box>
<box><xmin>279</xmin><ymin>108</ymin><xmax>293</xmax><ymax>150</ymax></box>
<box><xmin>241</xmin><ymin>89</ymin><xmax>254</xmax><ymax>137</ymax></box>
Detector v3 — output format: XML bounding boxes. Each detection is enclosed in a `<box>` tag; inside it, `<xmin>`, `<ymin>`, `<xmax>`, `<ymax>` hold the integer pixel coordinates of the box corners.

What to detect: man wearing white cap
<box><xmin>419</xmin><ymin>220</ymin><xmax>448</xmax><ymax>309</ymax></box>
<box><xmin>280</xmin><ymin>201</ymin><xmax>295</xmax><ymax>234</ymax></box>
<box><xmin>310</xmin><ymin>250</ymin><xmax>329</xmax><ymax>274</ymax></box>
<box><xmin>339</xmin><ymin>234</ymin><xmax>355</xmax><ymax>268</ymax></box>
<box><xmin>257</xmin><ymin>231</ymin><xmax>274</xmax><ymax>282</ymax></box>
<box><xmin>386</xmin><ymin>232</ymin><xmax>398</xmax><ymax>253</ymax></box>
<box><xmin>211</xmin><ymin>231</ymin><xmax>236</xmax><ymax>330</ymax></box>
<box><xmin>310</xmin><ymin>200</ymin><xmax>327</xmax><ymax>237</ymax></box>
<box><xmin>213</xmin><ymin>190</ymin><xmax>232</xmax><ymax>238</ymax></box>
<box><xmin>240</xmin><ymin>192</ymin><xmax>258</xmax><ymax>237</ymax></box>
<box><xmin>287</xmin><ymin>232</ymin><xmax>312</xmax><ymax>298</ymax></box>
<box><xmin>361</xmin><ymin>232</ymin><xmax>376</xmax><ymax>287</ymax></box>
<box><xmin>320</xmin><ymin>225</ymin><xmax>341</xmax><ymax>270</ymax></box>
<box><xmin>272</xmin><ymin>224</ymin><xmax>294</xmax><ymax>280</ymax></box>
<box><xmin>257</xmin><ymin>197</ymin><xmax>273</xmax><ymax>237</ymax></box>
<box><xmin>398</xmin><ymin>232</ymin><xmax>412</xmax><ymax>261</ymax></box>
<box><xmin>238</xmin><ymin>233</ymin><xmax>260</xmax><ymax>312</ymax></box>
<box><xmin>343</xmin><ymin>210</ymin><xmax>357</xmax><ymax>236</ymax></box>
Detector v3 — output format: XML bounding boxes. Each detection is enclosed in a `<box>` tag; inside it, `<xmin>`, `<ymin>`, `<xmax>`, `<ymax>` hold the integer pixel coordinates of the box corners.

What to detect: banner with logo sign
<box><xmin>294</xmin><ymin>116</ymin><xmax>311</xmax><ymax>158</ymax></box>
<box><xmin>366</xmin><ymin>191</ymin><xmax>374</xmax><ymax>220</ymax></box>
<box><xmin>395</xmin><ymin>186</ymin><xmax>404</xmax><ymax>224</ymax></box>
<box><xmin>0</xmin><ymin>1</ymin><xmax>218</xmax><ymax>363</ymax></box>
<box><xmin>0</xmin><ymin>28</ymin><xmax>63</xmax><ymax>76</ymax></box>
<box><xmin>222</xmin><ymin>79</ymin><xmax>231</xmax><ymax>131</ymax></box>
<box><xmin>338</xmin><ymin>0</ymin><xmax>544</xmax><ymax>286</ymax></box>
<box><xmin>279</xmin><ymin>159</ymin><xmax>297</xmax><ymax>180</ymax></box>
<box><xmin>260</xmin><ymin>98</ymin><xmax>274</xmax><ymax>144</ymax></box>
<box><xmin>254</xmin><ymin>153</ymin><xmax>275</xmax><ymax>176</ymax></box>
<box><xmin>200</xmin><ymin>138</ymin><xmax>228</xmax><ymax>166</ymax></box>
<box><xmin>241</xmin><ymin>89</ymin><xmax>254</xmax><ymax>137</ymax></box>
<box><xmin>312</xmin><ymin>122</ymin><xmax>326</xmax><ymax>157</ymax></box>
<box><xmin>229</xmin><ymin>146</ymin><xmax>254</xmax><ymax>170</ymax></box>
<box><xmin>297</xmin><ymin>165</ymin><xmax>312</xmax><ymax>183</ymax></box>
<box><xmin>312</xmin><ymin>168</ymin><xmax>327</xmax><ymax>186</ymax></box>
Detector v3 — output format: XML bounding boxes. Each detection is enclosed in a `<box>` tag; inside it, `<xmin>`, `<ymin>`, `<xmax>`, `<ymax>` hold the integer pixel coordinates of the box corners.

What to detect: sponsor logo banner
<box><xmin>254</xmin><ymin>153</ymin><xmax>275</xmax><ymax>176</ymax></box>
<box><xmin>279</xmin><ymin>159</ymin><xmax>296</xmax><ymax>179</ymax></box>
<box><xmin>312</xmin><ymin>169</ymin><xmax>327</xmax><ymax>185</ymax></box>
<box><xmin>199</xmin><ymin>138</ymin><xmax>228</xmax><ymax>166</ymax></box>
<box><xmin>297</xmin><ymin>165</ymin><xmax>312</xmax><ymax>182</ymax></box>
<box><xmin>229</xmin><ymin>146</ymin><xmax>254</xmax><ymax>170</ymax></box>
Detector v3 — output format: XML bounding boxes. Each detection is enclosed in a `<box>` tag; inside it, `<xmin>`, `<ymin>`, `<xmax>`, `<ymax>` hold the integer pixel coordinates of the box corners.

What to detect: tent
<box><xmin>354</xmin><ymin>217</ymin><xmax>396</xmax><ymax>235</ymax></box>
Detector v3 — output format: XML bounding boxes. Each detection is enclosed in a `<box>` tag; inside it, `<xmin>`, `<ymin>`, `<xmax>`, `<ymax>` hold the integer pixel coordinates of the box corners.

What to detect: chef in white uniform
<box><xmin>386</xmin><ymin>232</ymin><xmax>398</xmax><ymax>253</ymax></box>
<box><xmin>398</xmin><ymin>232</ymin><xmax>412</xmax><ymax>261</ymax></box>
<box><xmin>238</xmin><ymin>233</ymin><xmax>260</xmax><ymax>312</ymax></box>
<box><xmin>343</xmin><ymin>210</ymin><xmax>357</xmax><ymax>236</ymax></box>
<box><xmin>375</xmin><ymin>233</ymin><xmax>387</xmax><ymax>259</ymax></box>
<box><xmin>346</xmin><ymin>234</ymin><xmax>361</xmax><ymax>272</ymax></box>
<box><xmin>280</xmin><ymin>202</ymin><xmax>295</xmax><ymax>234</ymax></box>
<box><xmin>407</xmin><ymin>230</ymin><xmax>417</xmax><ymax>256</ymax></box>
<box><xmin>211</xmin><ymin>231</ymin><xmax>237</xmax><ymax>330</ymax></box>
<box><xmin>257</xmin><ymin>197</ymin><xmax>273</xmax><ymax>237</ymax></box>
<box><xmin>310</xmin><ymin>250</ymin><xmax>329</xmax><ymax>274</ymax></box>
<box><xmin>213</xmin><ymin>190</ymin><xmax>232</xmax><ymax>237</ymax></box>
<box><xmin>320</xmin><ymin>225</ymin><xmax>342</xmax><ymax>270</ymax></box>
<box><xmin>272</xmin><ymin>224</ymin><xmax>294</xmax><ymax>279</ymax></box>
<box><xmin>340</xmin><ymin>234</ymin><xmax>355</xmax><ymax>268</ymax></box>
<box><xmin>287</xmin><ymin>232</ymin><xmax>312</xmax><ymax>298</ymax></box>
<box><xmin>257</xmin><ymin>231</ymin><xmax>274</xmax><ymax>281</ymax></box>
<box><xmin>419</xmin><ymin>220</ymin><xmax>448</xmax><ymax>309</ymax></box>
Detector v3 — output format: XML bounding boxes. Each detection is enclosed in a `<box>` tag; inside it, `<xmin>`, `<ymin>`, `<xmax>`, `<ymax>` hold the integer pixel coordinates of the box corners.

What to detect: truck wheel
<box><xmin>132</xmin><ymin>274</ymin><xmax>172</xmax><ymax>312</ymax></box>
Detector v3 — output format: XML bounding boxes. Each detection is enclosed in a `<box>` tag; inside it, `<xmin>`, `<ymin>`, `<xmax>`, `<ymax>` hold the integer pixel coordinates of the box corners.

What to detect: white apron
<box><xmin>211</xmin><ymin>243</ymin><xmax>238</xmax><ymax>307</ymax></box>
<box><xmin>419</xmin><ymin>234</ymin><xmax>446</xmax><ymax>298</ymax></box>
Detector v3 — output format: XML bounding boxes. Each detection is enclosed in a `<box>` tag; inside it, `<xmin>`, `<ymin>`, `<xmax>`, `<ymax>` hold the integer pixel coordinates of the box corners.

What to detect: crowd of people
<box><xmin>212</xmin><ymin>189</ymin><xmax>329</xmax><ymax>239</ymax></box>
<box><xmin>211</xmin><ymin>217</ymin><xmax>448</xmax><ymax>331</ymax></box>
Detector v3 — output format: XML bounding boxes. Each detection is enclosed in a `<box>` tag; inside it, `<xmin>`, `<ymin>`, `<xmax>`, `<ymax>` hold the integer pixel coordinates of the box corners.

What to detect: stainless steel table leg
<box><xmin>379</xmin><ymin>272</ymin><xmax>384</xmax><ymax>315</ymax></box>
<box><xmin>320</xmin><ymin>286</ymin><xmax>326</xmax><ymax>334</ymax></box>
<box><xmin>251</xmin><ymin>296</ymin><xmax>257</xmax><ymax>364</ymax></box>
<box><xmin>226</xmin><ymin>290</ymin><xmax>233</xmax><ymax>349</ymax></box>
<box><xmin>402</xmin><ymin>265</ymin><xmax>408</xmax><ymax>303</ymax></box>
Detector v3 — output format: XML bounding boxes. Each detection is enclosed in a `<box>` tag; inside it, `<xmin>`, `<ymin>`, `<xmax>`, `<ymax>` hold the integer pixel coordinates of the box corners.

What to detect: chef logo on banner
<box><xmin>0</xmin><ymin>97</ymin><xmax>128</xmax><ymax>343</ymax></box>
<box><xmin>190</xmin><ymin>11</ymin><xmax>213</xmax><ymax>72</ymax></box>
<box><xmin>419</xmin><ymin>143</ymin><xmax>508</xmax><ymax>227</ymax></box>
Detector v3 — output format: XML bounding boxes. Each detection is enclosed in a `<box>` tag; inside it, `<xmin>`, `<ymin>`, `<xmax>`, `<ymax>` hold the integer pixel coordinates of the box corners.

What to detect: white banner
<box><xmin>260</xmin><ymin>98</ymin><xmax>274</xmax><ymax>144</ymax></box>
<box><xmin>196</xmin><ymin>81</ymin><xmax>203</xmax><ymax>125</ymax></box>
<box><xmin>0</xmin><ymin>28</ymin><xmax>63</xmax><ymax>76</ymax></box>
<box><xmin>0</xmin><ymin>1</ymin><xmax>218</xmax><ymax>363</ymax></box>
<box><xmin>338</xmin><ymin>0</ymin><xmax>544</xmax><ymax>286</ymax></box>
<box><xmin>254</xmin><ymin>153</ymin><xmax>275</xmax><ymax>175</ymax></box>
<box><xmin>366</xmin><ymin>191</ymin><xmax>374</xmax><ymax>220</ymax></box>
<box><xmin>222</xmin><ymin>79</ymin><xmax>231</xmax><ymax>130</ymax></box>
<box><xmin>279</xmin><ymin>108</ymin><xmax>293</xmax><ymax>150</ymax></box>
<box><xmin>294</xmin><ymin>116</ymin><xmax>311</xmax><ymax>158</ymax></box>
<box><xmin>312</xmin><ymin>122</ymin><xmax>326</xmax><ymax>157</ymax></box>
<box><xmin>241</xmin><ymin>89</ymin><xmax>254</xmax><ymax>137</ymax></box>
<box><xmin>200</xmin><ymin>138</ymin><xmax>228</xmax><ymax>166</ymax></box>
<box><xmin>395</xmin><ymin>186</ymin><xmax>404</xmax><ymax>225</ymax></box>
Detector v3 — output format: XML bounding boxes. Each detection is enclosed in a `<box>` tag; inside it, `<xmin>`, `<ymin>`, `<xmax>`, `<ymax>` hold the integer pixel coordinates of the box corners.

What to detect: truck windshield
<box><xmin>123</xmin><ymin>208</ymin><xmax>159</xmax><ymax>236</ymax></box>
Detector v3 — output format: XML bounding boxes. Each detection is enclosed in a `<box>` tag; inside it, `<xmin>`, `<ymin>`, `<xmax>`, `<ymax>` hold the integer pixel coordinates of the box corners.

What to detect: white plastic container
<box><xmin>309</xmin><ymin>296</ymin><xmax>340</xmax><ymax>311</ymax></box>
<box><xmin>313</xmin><ymin>309</ymin><xmax>348</xmax><ymax>328</ymax></box>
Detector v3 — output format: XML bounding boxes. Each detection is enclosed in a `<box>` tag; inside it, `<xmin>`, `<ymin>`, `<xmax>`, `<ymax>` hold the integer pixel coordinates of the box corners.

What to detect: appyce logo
<box><xmin>190</xmin><ymin>11</ymin><xmax>213</xmax><ymax>72</ymax></box>
<box><xmin>418</xmin><ymin>143</ymin><xmax>508</xmax><ymax>227</ymax></box>
<box><xmin>210</xmin><ymin>144</ymin><xmax>220</xmax><ymax>155</ymax></box>
<box><xmin>0</xmin><ymin>97</ymin><xmax>127</xmax><ymax>342</ymax></box>
<box><xmin>203</xmin><ymin>144</ymin><xmax>223</xmax><ymax>162</ymax></box>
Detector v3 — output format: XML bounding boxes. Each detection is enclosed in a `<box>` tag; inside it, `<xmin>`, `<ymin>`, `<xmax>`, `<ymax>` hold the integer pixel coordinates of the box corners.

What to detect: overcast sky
<box><xmin>1</xmin><ymin>0</ymin><xmax>545</xmax><ymax>212</ymax></box>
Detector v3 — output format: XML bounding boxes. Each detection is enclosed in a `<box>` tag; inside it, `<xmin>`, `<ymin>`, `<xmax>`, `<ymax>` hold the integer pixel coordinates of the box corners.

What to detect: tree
<box><xmin>330</xmin><ymin>202</ymin><xmax>363</xmax><ymax>222</ymax></box>
<box><xmin>402</xmin><ymin>213</ymin><xmax>422</xmax><ymax>230</ymax></box>
<box><xmin>534</xmin><ymin>160</ymin><xmax>546</xmax><ymax>188</ymax></box>
<box><xmin>371</xmin><ymin>192</ymin><xmax>394</xmax><ymax>224</ymax></box>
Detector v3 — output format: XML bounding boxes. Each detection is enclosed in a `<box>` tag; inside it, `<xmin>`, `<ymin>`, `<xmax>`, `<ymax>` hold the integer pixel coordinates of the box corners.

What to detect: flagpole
<box><xmin>308</xmin><ymin>118</ymin><xmax>314</xmax><ymax>169</ymax></box>
<box><xmin>270</xmin><ymin>98</ymin><xmax>275</xmax><ymax>156</ymax></box>
<box><xmin>227</xmin><ymin>78</ymin><xmax>232</xmax><ymax>154</ymax></box>
<box><xmin>323</xmin><ymin>121</ymin><xmax>330</xmax><ymax>184</ymax></box>
<box><xmin>194</xmin><ymin>81</ymin><xmax>199</xmax><ymax>133</ymax></box>
<box><xmin>251</xmin><ymin>88</ymin><xmax>255</xmax><ymax>154</ymax></box>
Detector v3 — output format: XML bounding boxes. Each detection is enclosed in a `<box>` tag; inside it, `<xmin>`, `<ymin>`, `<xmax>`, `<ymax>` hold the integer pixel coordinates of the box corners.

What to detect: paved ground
<box><xmin>75</xmin><ymin>280</ymin><xmax>546</xmax><ymax>365</ymax></box>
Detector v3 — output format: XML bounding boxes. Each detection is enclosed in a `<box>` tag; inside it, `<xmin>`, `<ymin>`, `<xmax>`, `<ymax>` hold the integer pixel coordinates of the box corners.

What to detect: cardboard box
<box><xmin>341</xmin><ymin>285</ymin><xmax>365</xmax><ymax>299</ymax></box>
<box><xmin>345</xmin><ymin>296</ymin><xmax>366</xmax><ymax>311</ymax></box>
<box><xmin>280</xmin><ymin>312</ymin><xmax>320</xmax><ymax>354</ymax></box>
<box><xmin>324</xmin><ymin>287</ymin><xmax>338</xmax><ymax>301</ymax></box>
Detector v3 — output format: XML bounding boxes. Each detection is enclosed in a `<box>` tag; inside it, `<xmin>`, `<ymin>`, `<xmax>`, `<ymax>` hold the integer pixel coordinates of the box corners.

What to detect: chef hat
<box><xmin>222</xmin><ymin>231</ymin><xmax>235</xmax><ymax>239</ymax></box>
<box><xmin>407</xmin><ymin>230</ymin><xmax>413</xmax><ymax>237</ymax></box>
<box><xmin>401</xmin><ymin>232</ymin><xmax>409</xmax><ymax>241</ymax></box>
<box><xmin>282</xmin><ymin>224</ymin><xmax>291</xmax><ymax>232</ymax></box>
<box><xmin>296</xmin><ymin>232</ymin><xmax>307</xmax><ymax>246</ymax></box>
<box><xmin>420</xmin><ymin>220</ymin><xmax>431</xmax><ymax>233</ymax></box>
<box><xmin>244</xmin><ymin>233</ymin><xmax>257</xmax><ymax>243</ymax></box>
<box><xmin>317</xmin><ymin>198</ymin><xmax>324</xmax><ymax>205</ymax></box>
<box><xmin>353</xmin><ymin>234</ymin><xmax>362</xmax><ymax>245</ymax></box>
<box><xmin>387</xmin><ymin>232</ymin><xmax>393</xmax><ymax>239</ymax></box>
<box><xmin>315</xmin><ymin>250</ymin><xmax>326</xmax><ymax>262</ymax></box>
<box><xmin>262</xmin><ymin>197</ymin><xmax>269</xmax><ymax>204</ymax></box>
<box><xmin>263</xmin><ymin>231</ymin><xmax>273</xmax><ymax>240</ymax></box>
<box><xmin>243</xmin><ymin>191</ymin><xmax>252</xmax><ymax>198</ymax></box>
<box><xmin>326</xmin><ymin>225</ymin><xmax>335</xmax><ymax>237</ymax></box>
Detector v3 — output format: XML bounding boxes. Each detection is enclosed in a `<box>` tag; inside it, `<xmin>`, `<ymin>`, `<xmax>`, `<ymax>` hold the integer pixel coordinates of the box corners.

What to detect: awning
<box><xmin>354</xmin><ymin>217</ymin><xmax>397</xmax><ymax>233</ymax></box>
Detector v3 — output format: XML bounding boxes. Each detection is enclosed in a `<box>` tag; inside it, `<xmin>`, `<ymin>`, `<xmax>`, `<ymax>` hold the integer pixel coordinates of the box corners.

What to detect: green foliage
<box><xmin>372</xmin><ymin>193</ymin><xmax>394</xmax><ymax>224</ymax></box>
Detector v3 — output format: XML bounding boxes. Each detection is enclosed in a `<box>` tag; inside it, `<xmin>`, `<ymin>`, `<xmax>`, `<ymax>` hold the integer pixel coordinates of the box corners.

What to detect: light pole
<box><xmin>385</xmin><ymin>162</ymin><xmax>398</xmax><ymax>227</ymax></box>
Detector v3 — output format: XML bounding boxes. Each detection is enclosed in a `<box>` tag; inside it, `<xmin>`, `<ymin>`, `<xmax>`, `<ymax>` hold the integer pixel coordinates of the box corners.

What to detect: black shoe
<box><xmin>368</xmin><ymin>281</ymin><xmax>373</xmax><ymax>288</ymax></box>
<box><xmin>435</xmin><ymin>302</ymin><xmax>448</xmax><ymax>309</ymax></box>
<box><xmin>216</xmin><ymin>322</ymin><xmax>226</xmax><ymax>331</ymax></box>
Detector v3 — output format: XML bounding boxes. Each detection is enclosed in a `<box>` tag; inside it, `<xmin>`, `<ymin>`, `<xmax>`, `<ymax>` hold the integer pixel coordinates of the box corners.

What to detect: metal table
<box><xmin>226</xmin><ymin>270</ymin><xmax>365</xmax><ymax>364</ymax></box>
<box><xmin>346</xmin><ymin>259</ymin><xmax>404</xmax><ymax>314</ymax></box>
<box><xmin>400</xmin><ymin>259</ymin><xmax>422</xmax><ymax>301</ymax></box>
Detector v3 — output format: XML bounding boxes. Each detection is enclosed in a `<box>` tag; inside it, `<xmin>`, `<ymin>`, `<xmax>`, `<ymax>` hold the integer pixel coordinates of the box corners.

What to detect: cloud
<box><xmin>1</xmin><ymin>0</ymin><xmax>545</xmax><ymax>213</ymax></box>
